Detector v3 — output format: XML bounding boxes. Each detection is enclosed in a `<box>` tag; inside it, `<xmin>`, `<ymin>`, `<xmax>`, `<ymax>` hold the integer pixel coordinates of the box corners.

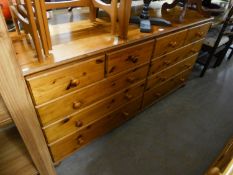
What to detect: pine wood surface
<box><xmin>11</xmin><ymin>6</ymin><xmax>213</xmax><ymax>76</ymax></box>
<box><xmin>0</xmin><ymin>95</ymin><xmax>12</xmax><ymax>126</ymax></box>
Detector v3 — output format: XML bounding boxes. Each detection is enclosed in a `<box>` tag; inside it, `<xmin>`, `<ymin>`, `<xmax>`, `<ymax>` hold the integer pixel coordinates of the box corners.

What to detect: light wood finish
<box><xmin>0</xmin><ymin>126</ymin><xmax>38</xmax><ymax>175</ymax></box>
<box><xmin>49</xmin><ymin>97</ymin><xmax>142</xmax><ymax>162</ymax></box>
<box><xmin>92</xmin><ymin>0</ymin><xmax>118</xmax><ymax>34</ymax></box>
<box><xmin>184</xmin><ymin>23</ymin><xmax>211</xmax><ymax>45</ymax></box>
<box><xmin>149</xmin><ymin>39</ymin><xmax>203</xmax><ymax>75</ymax></box>
<box><xmin>0</xmin><ymin>95</ymin><xmax>12</xmax><ymax>126</ymax></box>
<box><xmin>146</xmin><ymin>55</ymin><xmax>197</xmax><ymax>91</ymax></box>
<box><xmin>37</xmin><ymin>64</ymin><xmax>148</xmax><ymax>126</ymax></box>
<box><xmin>153</xmin><ymin>29</ymin><xmax>187</xmax><ymax>58</ymax></box>
<box><xmin>44</xmin><ymin>80</ymin><xmax>145</xmax><ymax>144</ymax></box>
<box><xmin>13</xmin><ymin>9</ymin><xmax>213</xmax><ymax>76</ymax></box>
<box><xmin>27</xmin><ymin>56</ymin><xmax>105</xmax><ymax>105</ymax></box>
<box><xmin>0</xmin><ymin>10</ymin><xmax>56</xmax><ymax>175</ymax></box>
<box><xmin>107</xmin><ymin>40</ymin><xmax>154</xmax><ymax>76</ymax></box>
<box><xmin>143</xmin><ymin>69</ymin><xmax>191</xmax><ymax>108</ymax></box>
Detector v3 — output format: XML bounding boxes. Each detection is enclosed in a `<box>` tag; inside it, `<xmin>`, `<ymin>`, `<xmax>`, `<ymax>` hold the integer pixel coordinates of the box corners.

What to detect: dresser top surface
<box><xmin>12</xmin><ymin>3</ymin><xmax>213</xmax><ymax>76</ymax></box>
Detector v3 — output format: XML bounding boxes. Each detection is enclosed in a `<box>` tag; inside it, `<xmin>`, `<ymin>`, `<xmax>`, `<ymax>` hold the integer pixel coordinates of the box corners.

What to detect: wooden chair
<box><xmin>197</xmin><ymin>6</ymin><xmax>233</xmax><ymax>77</ymax></box>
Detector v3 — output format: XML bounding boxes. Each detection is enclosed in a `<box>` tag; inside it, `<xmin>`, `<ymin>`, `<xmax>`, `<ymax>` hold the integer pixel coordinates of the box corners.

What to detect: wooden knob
<box><xmin>155</xmin><ymin>93</ymin><xmax>161</xmax><ymax>97</ymax></box>
<box><xmin>180</xmin><ymin>78</ymin><xmax>185</xmax><ymax>82</ymax></box>
<box><xmin>76</xmin><ymin>120</ymin><xmax>83</xmax><ymax>127</ymax></box>
<box><xmin>127</xmin><ymin>55</ymin><xmax>139</xmax><ymax>63</ymax></box>
<box><xmin>125</xmin><ymin>93</ymin><xmax>133</xmax><ymax>100</ymax></box>
<box><xmin>126</xmin><ymin>76</ymin><xmax>136</xmax><ymax>83</ymax></box>
<box><xmin>159</xmin><ymin>77</ymin><xmax>167</xmax><ymax>81</ymax></box>
<box><xmin>73</xmin><ymin>101</ymin><xmax>82</xmax><ymax>109</ymax></box>
<box><xmin>77</xmin><ymin>135</ymin><xmax>84</xmax><ymax>145</ymax></box>
<box><xmin>66</xmin><ymin>79</ymin><xmax>80</xmax><ymax>90</ymax></box>
<box><xmin>196</xmin><ymin>31</ymin><xmax>204</xmax><ymax>37</ymax></box>
<box><xmin>185</xmin><ymin>63</ymin><xmax>191</xmax><ymax>68</ymax></box>
<box><xmin>168</xmin><ymin>41</ymin><xmax>177</xmax><ymax>47</ymax></box>
<box><xmin>190</xmin><ymin>49</ymin><xmax>197</xmax><ymax>53</ymax></box>
<box><xmin>122</xmin><ymin>111</ymin><xmax>129</xmax><ymax>116</ymax></box>
<box><xmin>163</xmin><ymin>60</ymin><xmax>171</xmax><ymax>65</ymax></box>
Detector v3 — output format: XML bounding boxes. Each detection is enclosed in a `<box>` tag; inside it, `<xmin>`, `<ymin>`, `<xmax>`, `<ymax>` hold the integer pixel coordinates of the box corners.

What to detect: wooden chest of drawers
<box><xmin>25</xmin><ymin>22</ymin><xmax>211</xmax><ymax>163</ymax></box>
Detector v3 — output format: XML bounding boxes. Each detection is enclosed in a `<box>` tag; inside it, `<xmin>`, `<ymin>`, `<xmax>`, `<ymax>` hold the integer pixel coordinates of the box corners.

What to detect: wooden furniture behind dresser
<box><xmin>21</xmin><ymin>18</ymin><xmax>212</xmax><ymax>163</ymax></box>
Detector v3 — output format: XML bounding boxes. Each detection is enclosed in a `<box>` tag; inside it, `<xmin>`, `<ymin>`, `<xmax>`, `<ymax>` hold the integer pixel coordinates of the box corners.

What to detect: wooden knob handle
<box><xmin>125</xmin><ymin>93</ymin><xmax>133</xmax><ymax>100</ymax></box>
<box><xmin>66</xmin><ymin>79</ymin><xmax>79</xmax><ymax>90</ymax></box>
<box><xmin>196</xmin><ymin>31</ymin><xmax>204</xmax><ymax>37</ymax></box>
<box><xmin>76</xmin><ymin>120</ymin><xmax>83</xmax><ymax>127</ymax></box>
<box><xmin>190</xmin><ymin>49</ymin><xmax>197</xmax><ymax>53</ymax></box>
<box><xmin>73</xmin><ymin>101</ymin><xmax>82</xmax><ymax>109</ymax></box>
<box><xmin>77</xmin><ymin>135</ymin><xmax>84</xmax><ymax>145</ymax></box>
<box><xmin>163</xmin><ymin>60</ymin><xmax>171</xmax><ymax>65</ymax></box>
<box><xmin>159</xmin><ymin>77</ymin><xmax>167</xmax><ymax>81</ymax></box>
<box><xmin>126</xmin><ymin>76</ymin><xmax>136</xmax><ymax>83</ymax></box>
<box><xmin>168</xmin><ymin>41</ymin><xmax>177</xmax><ymax>47</ymax></box>
<box><xmin>180</xmin><ymin>78</ymin><xmax>185</xmax><ymax>82</ymax></box>
<box><xmin>155</xmin><ymin>93</ymin><xmax>161</xmax><ymax>97</ymax></box>
<box><xmin>185</xmin><ymin>63</ymin><xmax>191</xmax><ymax>68</ymax></box>
<box><xmin>127</xmin><ymin>55</ymin><xmax>139</xmax><ymax>63</ymax></box>
<box><xmin>122</xmin><ymin>111</ymin><xmax>129</xmax><ymax>116</ymax></box>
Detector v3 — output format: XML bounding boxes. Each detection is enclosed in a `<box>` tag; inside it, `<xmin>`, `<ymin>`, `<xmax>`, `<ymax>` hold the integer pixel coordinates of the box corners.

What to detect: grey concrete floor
<box><xmin>56</xmin><ymin>60</ymin><xmax>233</xmax><ymax>175</ymax></box>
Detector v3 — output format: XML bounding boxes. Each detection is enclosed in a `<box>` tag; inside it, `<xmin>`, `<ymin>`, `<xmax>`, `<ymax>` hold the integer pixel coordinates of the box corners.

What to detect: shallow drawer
<box><xmin>37</xmin><ymin>64</ymin><xmax>148</xmax><ymax>126</ymax></box>
<box><xmin>150</xmin><ymin>40</ymin><xmax>203</xmax><ymax>75</ymax></box>
<box><xmin>107</xmin><ymin>40</ymin><xmax>153</xmax><ymax>76</ymax></box>
<box><xmin>153</xmin><ymin>29</ymin><xmax>187</xmax><ymax>58</ymax></box>
<box><xmin>49</xmin><ymin>97</ymin><xmax>142</xmax><ymax>162</ymax></box>
<box><xmin>143</xmin><ymin>70</ymin><xmax>191</xmax><ymax>108</ymax></box>
<box><xmin>146</xmin><ymin>54</ymin><xmax>197</xmax><ymax>91</ymax></box>
<box><xmin>44</xmin><ymin>80</ymin><xmax>145</xmax><ymax>144</ymax></box>
<box><xmin>26</xmin><ymin>56</ymin><xmax>105</xmax><ymax>105</ymax></box>
<box><xmin>184</xmin><ymin>23</ymin><xmax>211</xmax><ymax>44</ymax></box>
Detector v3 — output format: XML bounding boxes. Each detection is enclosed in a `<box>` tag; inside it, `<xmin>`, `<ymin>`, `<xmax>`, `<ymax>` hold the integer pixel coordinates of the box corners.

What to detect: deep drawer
<box><xmin>106</xmin><ymin>40</ymin><xmax>153</xmax><ymax>76</ymax></box>
<box><xmin>184</xmin><ymin>23</ymin><xmax>211</xmax><ymax>45</ymax></box>
<box><xmin>36</xmin><ymin>64</ymin><xmax>148</xmax><ymax>126</ymax></box>
<box><xmin>149</xmin><ymin>40</ymin><xmax>203</xmax><ymax>75</ymax></box>
<box><xmin>143</xmin><ymin>69</ymin><xmax>191</xmax><ymax>108</ymax></box>
<box><xmin>153</xmin><ymin>29</ymin><xmax>187</xmax><ymax>58</ymax></box>
<box><xmin>26</xmin><ymin>56</ymin><xmax>105</xmax><ymax>105</ymax></box>
<box><xmin>49</xmin><ymin>98</ymin><xmax>142</xmax><ymax>162</ymax></box>
<box><xmin>146</xmin><ymin>54</ymin><xmax>197</xmax><ymax>91</ymax></box>
<box><xmin>43</xmin><ymin>80</ymin><xmax>145</xmax><ymax>144</ymax></box>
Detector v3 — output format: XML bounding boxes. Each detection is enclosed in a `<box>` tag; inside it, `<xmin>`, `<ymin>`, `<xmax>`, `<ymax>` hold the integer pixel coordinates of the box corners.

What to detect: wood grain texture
<box><xmin>36</xmin><ymin>64</ymin><xmax>148</xmax><ymax>126</ymax></box>
<box><xmin>146</xmin><ymin>54</ymin><xmax>198</xmax><ymax>91</ymax></box>
<box><xmin>49</xmin><ymin>97</ymin><xmax>142</xmax><ymax>162</ymax></box>
<box><xmin>0</xmin><ymin>9</ymin><xmax>56</xmax><ymax>175</ymax></box>
<box><xmin>44</xmin><ymin>80</ymin><xmax>145</xmax><ymax>144</ymax></box>
<box><xmin>107</xmin><ymin>40</ymin><xmax>154</xmax><ymax>76</ymax></box>
<box><xmin>0</xmin><ymin>126</ymin><xmax>38</xmax><ymax>175</ymax></box>
<box><xmin>27</xmin><ymin>56</ymin><xmax>105</xmax><ymax>105</ymax></box>
<box><xmin>149</xmin><ymin>39</ymin><xmax>203</xmax><ymax>75</ymax></box>
<box><xmin>0</xmin><ymin>95</ymin><xmax>12</xmax><ymax>126</ymax></box>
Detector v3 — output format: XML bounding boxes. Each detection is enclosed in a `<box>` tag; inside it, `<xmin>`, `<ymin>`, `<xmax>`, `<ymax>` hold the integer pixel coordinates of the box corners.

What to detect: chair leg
<box><xmin>110</xmin><ymin>0</ymin><xmax>117</xmax><ymax>34</ymax></box>
<box><xmin>200</xmin><ymin>53</ymin><xmax>214</xmax><ymax>77</ymax></box>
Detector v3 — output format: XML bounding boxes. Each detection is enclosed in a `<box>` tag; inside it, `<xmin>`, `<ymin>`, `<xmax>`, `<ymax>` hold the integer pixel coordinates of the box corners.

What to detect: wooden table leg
<box><xmin>118</xmin><ymin>0</ymin><xmax>132</xmax><ymax>39</ymax></box>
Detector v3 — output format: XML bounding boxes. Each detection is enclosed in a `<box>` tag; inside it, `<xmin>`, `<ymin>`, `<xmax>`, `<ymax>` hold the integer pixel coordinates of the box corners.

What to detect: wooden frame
<box><xmin>0</xmin><ymin>9</ymin><xmax>56</xmax><ymax>175</ymax></box>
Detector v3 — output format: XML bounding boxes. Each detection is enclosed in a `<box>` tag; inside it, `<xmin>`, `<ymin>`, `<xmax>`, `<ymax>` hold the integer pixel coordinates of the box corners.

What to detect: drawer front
<box><xmin>37</xmin><ymin>65</ymin><xmax>148</xmax><ymax>126</ymax></box>
<box><xmin>184</xmin><ymin>23</ymin><xmax>211</xmax><ymax>44</ymax></box>
<box><xmin>49</xmin><ymin>98</ymin><xmax>142</xmax><ymax>162</ymax></box>
<box><xmin>26</xmin><ymin>56</ymin><xmax>105</xmax><ymax>105</ymax></box>
<box><xmin>143</xmin><ymin>70</ymin><xmax>191</xmax><ymax>108</ymax></box>
<box><xmin>149</xmin><ymin>40</ymin><xmax>203</xmax><ymax>75</ymax></box>
<box><xmin>107</xmin><ymin>40</ymin><xmax>154</xmax><ymax>76</ymax></box>
<box><xmin>44</xmin><ymin>81</ymin><xmax>145</xmax><ymax>144</ymax></box>
<box><xmin>153</xmin><ymin>29</ymin><xmax>187</xmax><ymax>58</ymax></box>
<box><xmin>146</xmin><ymin>55</ymin><xmax>197</xmax><ymax>91</ymax></box>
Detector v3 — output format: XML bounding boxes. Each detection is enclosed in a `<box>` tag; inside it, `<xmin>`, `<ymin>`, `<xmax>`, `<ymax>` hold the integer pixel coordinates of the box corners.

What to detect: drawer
<box><xmin>146</xmin><ymin>55</ymin><xmax>197</xmax><ymax>91</ymax></box>
<box><xmin>153</xmin><ymin>29</ymin><xmax>187</xmax><ymax>58</ymax></box>
<box><xmin>150</xmin><ymin>40</ymin><xmax>203</xmax><ymax>75</ymax></box>
<box><xmin>49</xmin><ymin>97</ymin><xmax>142</xmax><ymax>162</ymax></box>
<box><xmin>37</xmin><ymin>64</ymin><xmax>148</xmax><ymax>126</ymax></box>
<box><xmin>143</xmin><ymin>70</ymin><xmax>191</xmax><ymax>108</ymax></box>
<box><xmin>107</xmin><ymin>40</ymin><xmax>154</xmax><ymax>76</ymax></box>
<box><xmin>26</xmin><ymin>56</ymin><xmax>105</xmax><ymax>105</ymax></box>
<box><xmin>43</xmin><ymin>80</ymin><xmax>145</xmax><ymax>144</ymax></box>
<box><xmin>184</xmin><ymin>23</ymin><xmax>211</xmax><ymax>44</ymax></box>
